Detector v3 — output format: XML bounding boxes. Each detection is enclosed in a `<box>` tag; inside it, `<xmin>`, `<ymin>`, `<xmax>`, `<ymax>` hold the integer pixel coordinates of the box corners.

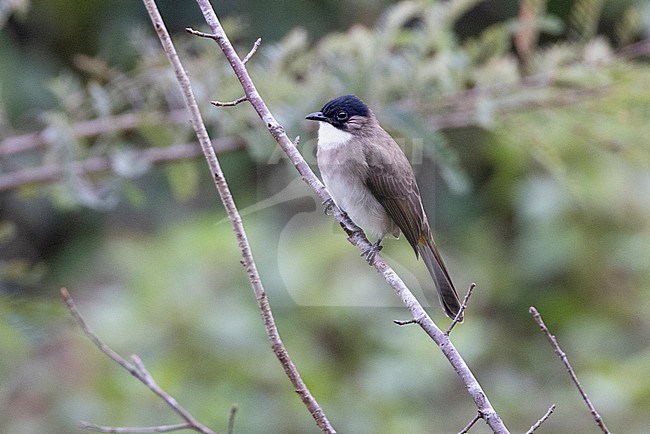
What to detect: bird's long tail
<box><xmin>417</xmin><ymin>236</ymin><xmax>463</xmax><ymax>321</ymax></box>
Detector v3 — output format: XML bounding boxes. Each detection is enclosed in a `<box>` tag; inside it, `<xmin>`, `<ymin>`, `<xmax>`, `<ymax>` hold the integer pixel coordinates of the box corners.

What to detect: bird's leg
<box><xmin>361</xmin><ymin>238</ymin><xmax>383</xmax><ymax>264</ymax></box>
<box><xmin>322</xmin><ymin>198</ymin><xmax>335</xmax><ymax>215</ymax></box>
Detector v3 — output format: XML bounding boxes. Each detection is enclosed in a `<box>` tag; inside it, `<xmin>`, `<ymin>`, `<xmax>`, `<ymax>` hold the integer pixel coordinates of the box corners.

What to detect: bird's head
<box><xmin>305</xmin><ymin>94</ymin><xmax>373</xmax><ymax>134</ymax></box>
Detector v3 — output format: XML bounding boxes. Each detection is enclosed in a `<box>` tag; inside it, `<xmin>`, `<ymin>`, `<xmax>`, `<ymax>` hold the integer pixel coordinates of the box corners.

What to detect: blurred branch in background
<box><xmin>0</xmin><ymin>139</ymin><xmax>241</xmax><ymax>192</ymax></box>
<box><xmin>0</xmin><ymin>110</ymin><xmax>189</xmax><ymax>157</ymax></box>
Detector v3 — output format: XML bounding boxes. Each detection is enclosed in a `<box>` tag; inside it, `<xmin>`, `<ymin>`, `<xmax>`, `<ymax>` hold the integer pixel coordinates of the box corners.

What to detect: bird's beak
<box><xmin>305</xmin><ymin>111</ymin><xmax>328</xmax><ymax>122</ymax></box>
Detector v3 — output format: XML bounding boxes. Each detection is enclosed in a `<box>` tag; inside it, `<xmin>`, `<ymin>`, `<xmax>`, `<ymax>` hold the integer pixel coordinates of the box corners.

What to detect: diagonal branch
<box><xmin>61</xmin><ymin>288</ymin><xmax>215</xmax><ymax>434</ymax></box>
<box><xmin>524</xmin><ymin>404</ymin><xmax>556</xmax><ymax>434</ymax></box>
<box><xmin>458</xmin><ymin>412</ymin><xmax>481</xmax><ymax>434</ymax></box>
<box><xmin>530</xmin><ymin>307</ymin><xmax>611</xmax><ymax>434</ymax></box>
<box><xmin>241</xmin><ymin>38</ymin><xmax>261</xmax><ymax>65</ymax></box>
<box><xmin>142</xmin><ymin>1</ymin><xmax>336</xmax><ymax>433</ymax></box>
<box><xmin>189</xmin><ymin>1</ymin><xmax>509</xmax><ymax>432</ymax></box>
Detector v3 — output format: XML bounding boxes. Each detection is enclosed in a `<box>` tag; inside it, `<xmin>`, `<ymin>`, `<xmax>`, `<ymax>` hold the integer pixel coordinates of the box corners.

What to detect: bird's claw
<box><xmin>361</xmin><ymin>240</ymin><xmax>383</xmax><ymax>265</ymax></box>
<box><xmin>322</xmin><ymin>198</ymin><xmax>335</xmax><ymax>215</ymax></box>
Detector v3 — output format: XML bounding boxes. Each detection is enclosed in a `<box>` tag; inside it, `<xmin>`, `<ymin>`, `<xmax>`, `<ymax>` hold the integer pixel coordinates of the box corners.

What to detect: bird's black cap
<box><xmin>321</xmin><ymin>94</ymin><xmax>369</xmax><ymax>118</ymax></box>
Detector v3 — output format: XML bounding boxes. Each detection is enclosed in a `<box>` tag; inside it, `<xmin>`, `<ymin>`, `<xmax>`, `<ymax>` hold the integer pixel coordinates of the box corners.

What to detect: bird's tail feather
<box><xmin>417</xmin><ymin>237</ymin><xmax>463</xmax><ymax>321</ymax></box>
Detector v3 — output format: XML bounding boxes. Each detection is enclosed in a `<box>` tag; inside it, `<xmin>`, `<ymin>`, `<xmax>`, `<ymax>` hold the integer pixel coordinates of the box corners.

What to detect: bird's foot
<box><xmin>322</xmin><ymin>198</ymin><xmax>335</xmax><ymax>215</ymax></box>
<box><xmin>361</xmin><ymin>239</ymin><xmax>383</xmax><ymax>265</ymax></box>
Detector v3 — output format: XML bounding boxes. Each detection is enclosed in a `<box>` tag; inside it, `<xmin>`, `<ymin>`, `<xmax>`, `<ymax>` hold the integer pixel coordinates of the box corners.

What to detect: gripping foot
<box><xmin>322</xmin><ymin>198</ymin><xmax>335</xmax><ymax>215</ymax></box>
<box><xmin>361</xmin><ymin>238</ymin><xmax>383</xmax><ymax>264</ymax></box>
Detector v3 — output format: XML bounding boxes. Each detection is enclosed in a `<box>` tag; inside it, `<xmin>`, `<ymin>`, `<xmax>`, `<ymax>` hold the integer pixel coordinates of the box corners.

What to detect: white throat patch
<box><xmin>317</xmin><ymin>122</ymin><xmax>353</xmax><ymax>150</ymax></box>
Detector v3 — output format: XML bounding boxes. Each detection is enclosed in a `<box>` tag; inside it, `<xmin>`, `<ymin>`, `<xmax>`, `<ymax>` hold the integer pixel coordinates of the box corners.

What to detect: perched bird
<box><xmin>306</xmin><ymin>95</ymin><xmax>462</xmax><ymax>320</ymax></box>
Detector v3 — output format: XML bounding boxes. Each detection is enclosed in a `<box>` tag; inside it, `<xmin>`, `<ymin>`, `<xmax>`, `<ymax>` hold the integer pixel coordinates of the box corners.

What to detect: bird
<box><xmin>306</xmin><ymin>94</ymin><xmax>462</xmax><ymax>320</ymax></box>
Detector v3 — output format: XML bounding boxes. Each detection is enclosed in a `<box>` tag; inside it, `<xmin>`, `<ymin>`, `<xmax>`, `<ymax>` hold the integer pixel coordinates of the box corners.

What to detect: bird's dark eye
<box><xmin>336</xmin><ymin>110</ymin><xmax>348</xmax><ymax>121</ymax></box>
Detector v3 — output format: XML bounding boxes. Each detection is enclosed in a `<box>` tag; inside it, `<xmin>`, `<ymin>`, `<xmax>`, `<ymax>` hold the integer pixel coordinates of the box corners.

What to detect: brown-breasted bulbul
<box><xmin>306</xmin><ymin>94</ymin><xmax>462</xmax><ymax>320</ymax></box>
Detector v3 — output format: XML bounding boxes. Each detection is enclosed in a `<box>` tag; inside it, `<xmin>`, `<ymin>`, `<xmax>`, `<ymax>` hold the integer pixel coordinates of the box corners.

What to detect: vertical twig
<box><xmin>142</xmin><ymin>1</ymin><xmax>336</xmax><ymax>433</ymax></box>
<box><xmin>530</xmin><ymin>307</ymin><xmax>611</xmax><ymax>434</ymax></box>
<box><xmin>227</xmin><ymin>405</ymin><xmax>238</xmax><ymax>434</ymax></box>
<box><xmin>446</xmin><ymin>283</ymin><xmax>476</xmax><ymax>335</ymax></box>
<box><xmin>187</xmin><ymin>1</ymin><xmax>510</xmax><ymax>432</ymax></box>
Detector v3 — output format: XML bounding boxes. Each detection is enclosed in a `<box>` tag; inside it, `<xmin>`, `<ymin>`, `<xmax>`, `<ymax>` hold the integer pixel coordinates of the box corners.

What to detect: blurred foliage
<box><xmin>1</xmin><ymin>0</ymin><xmax>650</xmax><ymax>433</ymax></box>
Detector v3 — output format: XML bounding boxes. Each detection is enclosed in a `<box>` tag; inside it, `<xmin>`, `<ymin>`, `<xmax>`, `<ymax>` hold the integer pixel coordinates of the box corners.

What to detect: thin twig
<box><xmin>241</xmin><ymin>38</ymin><xmax>261</xmax><ymax>65</ymax></box>
<box><xmin>458</xmin><ymin>412</ymin><xmax>481</xmax><ymax>434</ymax></box>
<box><xmin>393</xmin><ymin>319</ymin><xmax>417</xmax><ymax>326</ymax></box>
<box><xmin>529</xmin><ymin>307</ymin><xmax>611</xmax><ymax>434</ymax></box>
<box><xmin>446</xmin><ymin>283</ymin><xmax>476</xmax><ymax>335</ymax></box>
<box><xmin>145</xmin><ymin>2</ymin><xmax>336</xmax><ymax>433</ymax></box>
<box><xmin>61</xmin><ymin>288</ymin><xmax>138</xmax><ymax>374</ymax></box>
<box><xmin>188</xmin><ymin>1</ymin><xmax>509</xmax><ymax>432</ymax></box>
<box><xmin>0</xmin><ymin>139</ymin><xmax>241</xmax><ymax>193</ymax></box>
<box><xmin>61</xmin><ymin>288</ymin><xmax>216</xmax><ymax>434</ymax></box>
<box><xmin>80</xmin><ymin>421</ymin><xmax>192</xmax><ymax>433</ymax></box>
<box><xmin>524</xmin><ymin>404</ymin><xmax>556</xmax><ymax>434</ymax></box>
<box><xmin>211</xmin><ymin>96</ymin><xmax>247</xmax><ymax>107</ymax></box>
<box><xmin>185</xmin><ymin>27</ymin><xmax>219</xmax><ymax>41</ymax></box>
<box><xmin>227</xmin><ymin>405</ymin><xmax>238</xmax><ymax>434</ymax></box>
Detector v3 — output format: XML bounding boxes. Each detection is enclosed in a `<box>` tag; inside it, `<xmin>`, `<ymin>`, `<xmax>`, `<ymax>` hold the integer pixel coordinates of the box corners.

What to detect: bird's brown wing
<box><xmin>364</xmin><ymin>137</ymin><xmax>462</xmax><ymax>319</ymax></box>
<box><xmin>364</xmin><ymin>145</ymin><xmax>426</xmax><ymax>256</ymax></box>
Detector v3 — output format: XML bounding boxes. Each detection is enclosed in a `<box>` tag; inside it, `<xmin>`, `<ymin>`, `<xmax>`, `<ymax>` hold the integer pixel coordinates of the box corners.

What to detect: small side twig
<box><xmin>530</xmin><ymin>307</ymin><xmax>611</xmax><ymax>434</ymax></box>
<box><xmin>458</xmin><ymin>412</ymin><xmax>481</xmax><ymax>434</ymax></box>
<box><xmin>184</xmin><ymin>27</ymin><xmax>219</xmax><ymax>41</ymax></box>
<box><xmin>80</xmin><ymin>421</ymin><xmax>191</xmax><ymax>433</ymax></box>
<box><xmin>241</xmin><ymin>38</ymin><xmax>261</xmax><ymax>64</ymax></box>
<box><xmin>227</xmin><ymin>404</ymin><xmax>238</xmax><ymax>434</ymax></box>
<box><xmin>393</xmin><ymin>319</ymin><xmax>417</xmax><ymax>326</ymax></box>
<box><xmin>446</xmin><ymin>283</ymin><xmax>476</xmax><ymax>335</ymax></box>
<box><xmin>524</xmin><ymin>404</ymin><xmax>556</xmax><ymax>434</ymax></box>
<box><xmin>61</xmin><ymin>288</ymin><xmax>215</xmax><ymax>434</ymax></box>
<box><xmin>211</xmin><ymin>96</ymin><xmax>247</xmax><ymax>107</ymax></box>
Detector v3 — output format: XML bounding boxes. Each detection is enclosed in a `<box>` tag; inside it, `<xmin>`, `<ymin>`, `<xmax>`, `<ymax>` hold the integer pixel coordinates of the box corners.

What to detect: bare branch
<box><xmin>529</xmin><ymin>307</ymin><xmax>611</xmax><ymax>434</ymax></box>
<box><xmin>189</xmin><ymin>1</ymin><xmax>509</xmax><ymax>432</ymax></box>
<box><xmin>60</xmin><ymin>288</ymin><xmax>216</xmax><ymax>434</ymax></box>
<box><xmin>211</xmin><ymin>96</ymin><xmax>247</xmax><ymax>107</ymax></box>
<box><xmin>0</xmin><ymin>139</ymin><xmax>242</xmax><ymax>193</ymax></box>
<box><xmin>446</xmin><ymin>283</ymin><xmax>476</xmax><ymax>335</ymax></box>
<box><xmin>241</xmin><ymin>38</ymin><xmax>261</xmax><ymax>65</ymax></box>
<box><xmin>524</xmin><ymin>404</ymin><xmax>556</xmax><ymax>434</ymax></box>
<box><xmin>145</xmin><ymin>2</ymin><xmax>336</xmax><ymax>433</ymax></box>
<box><xmin>80</xmin><ymin>421</ymin><xmax>192</xmax><ymax>433</ymax></box>
<box><xmin>458</xmin><ymin>412</ymin><xmax>481</xmax><ymax>434</ymax></box>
